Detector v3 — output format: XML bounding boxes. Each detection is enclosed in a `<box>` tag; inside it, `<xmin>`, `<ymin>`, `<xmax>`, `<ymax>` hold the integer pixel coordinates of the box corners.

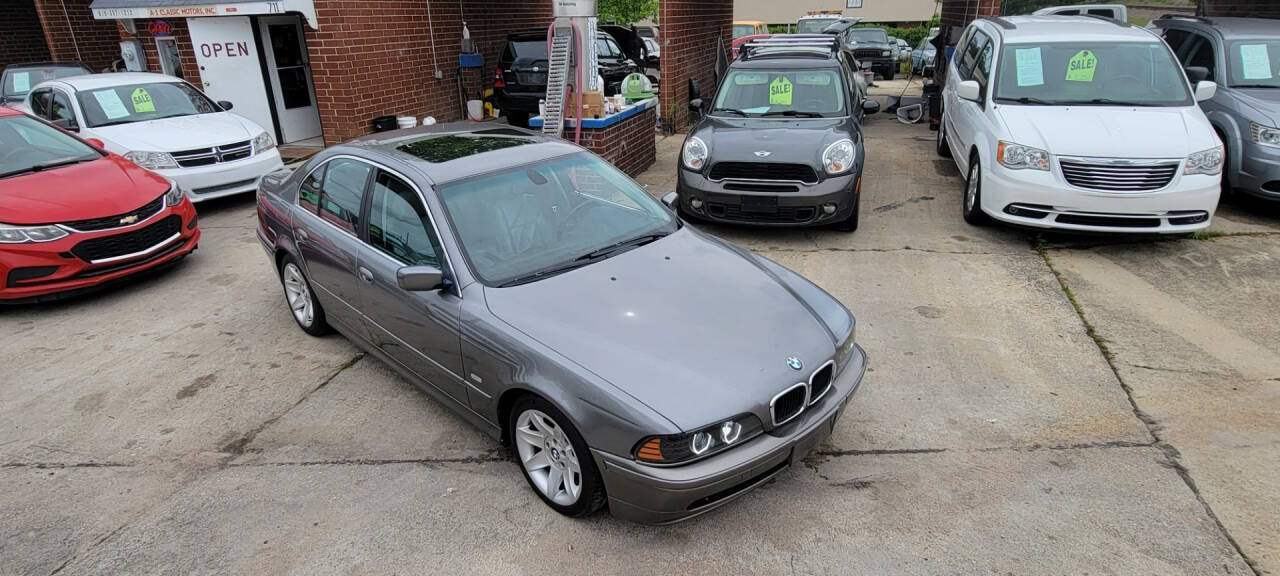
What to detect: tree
<box><xmin>598</xmin><ymin>0</ymin><xmax>658</xmax><ymax>25</ymax></box>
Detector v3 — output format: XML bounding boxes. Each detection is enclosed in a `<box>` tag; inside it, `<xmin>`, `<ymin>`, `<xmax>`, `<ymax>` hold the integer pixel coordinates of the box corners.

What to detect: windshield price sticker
<box><xmin>1066</xmin><ymin>50</ymin><xmax>1097</xmax><ymax>82</ymax></box>
<box><xmin>92</xmin><ymin>89</ymin><xmax>131</xmax><ymax>119</ymax></box>
<box><xmin>12</xmin><ymin>72</ymin><xmax>30</xmax><ymax>93</ymax></box>
<box><xmin>131</xmin><ymin>88</ymin><xmax>156</xmax><ymax>113</ymax></box>
<box><xmin>1238</xmin><ymin>44</ymin><xmax>1273</xmax><ymax>80</ymax></box>
<box><xmin>1014</xmin><ymin>47</ymin><xmax>1044</xmax><ymax>87</ymax></box>
<box><xmin>769</xmin><ymin>76</ymin><xmax>793</xmax><ymax>106</ymax></box>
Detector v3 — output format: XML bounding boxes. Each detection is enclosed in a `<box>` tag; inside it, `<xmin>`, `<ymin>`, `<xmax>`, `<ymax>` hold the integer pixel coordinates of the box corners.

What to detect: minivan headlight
<box><xmin>997</xmin><ymin>141</ymin><xmax>1049</xmax><ymax>171</ymax></box>
<box><xmin>634</xmin><ymin>414</ymin><xmax>764</xmax><ymax>464</ymax></box>
<box><xmin>0</xmin><ymin>223</ymin><xmax>69</xmax><ymax>244</ymax></box>
<box><xmin>123</xmin><ymin>151</ymin><xmax>179</xmax><ymax>170</ymax></box>
<box><xmin>1185</xmin><ymin>146</ymin><xmax>1224</xmax><ymax>175</ymax></box>
<box><xmin>823</xmin><ymin>139</ymin><xmax>855</xmax><ymax>175</ymax></box>
<box><xmin>252</xmin><ymin>131</ymin><xmax>276</xmax><ymax>153</ymax></box>
<box><xmin>682</xmin><ymin>136</ymin><xmax>708</xmax><ymax>170</ymax></box>
<box><xmin>1251</xmin><ymin>123</ymin><xmax>1280</xmax><ymax>149</ymax></box>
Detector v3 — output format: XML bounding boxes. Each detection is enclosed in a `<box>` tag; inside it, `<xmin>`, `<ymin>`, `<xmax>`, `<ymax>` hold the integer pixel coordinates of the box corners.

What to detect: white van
<box><xmin>1033</xmin><ymin>4</ymin><xmax>1128</xmax><ymax>22</ymax></box>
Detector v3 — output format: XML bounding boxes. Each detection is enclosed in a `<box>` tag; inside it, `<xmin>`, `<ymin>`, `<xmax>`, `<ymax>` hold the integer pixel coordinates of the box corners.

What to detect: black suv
<box><xmin>495</xmin><ymin>30</ymin><xmax>641</xmax><ymax>127</ymax></box>
<box><xmin>676</xmin><ymin>36</ymin><xmax>880</xmax><ymax>231</ymax></box>
<box><xmin>825</xmin><ymin>22</ymin><xmax>896</xmax><ymax>81</ymax></box>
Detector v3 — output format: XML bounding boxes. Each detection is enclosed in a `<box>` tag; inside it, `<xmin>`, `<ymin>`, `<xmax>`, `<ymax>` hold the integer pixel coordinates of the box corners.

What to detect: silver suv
<box><xmin>1153</xmin><ymin>15</ymin><xmax>1280</xmax><ymax>201</ymax></box>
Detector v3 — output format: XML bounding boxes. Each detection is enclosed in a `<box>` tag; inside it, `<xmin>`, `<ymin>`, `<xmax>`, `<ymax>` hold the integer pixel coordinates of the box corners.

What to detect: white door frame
<box><xmin>257</xmin><ymin>15</ymin><xmax>322</xmax><ymax>144</ymax></box>
<box><xmin>154</xmin><ymin>37</ymin><xmax>182</xmax><ymax>78</ymax></box>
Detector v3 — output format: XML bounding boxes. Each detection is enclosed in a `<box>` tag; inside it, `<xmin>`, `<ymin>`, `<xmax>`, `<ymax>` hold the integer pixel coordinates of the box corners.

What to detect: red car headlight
<box><xmin>0</xmin><ymin>223</ymin><xmax>69</xmax><ymax>243</ymax></box>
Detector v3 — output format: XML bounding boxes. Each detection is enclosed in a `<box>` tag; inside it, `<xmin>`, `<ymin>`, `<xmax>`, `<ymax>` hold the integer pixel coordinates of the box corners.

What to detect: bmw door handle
<box><xmin>357</xmin><ymin>266</ymin><xmax>374</xmax><ymax>284</ymax></box>
<box><xmin>295</xmin><ymin>228</ymin><xmax>308</xmax><ymax>241</ymax></box>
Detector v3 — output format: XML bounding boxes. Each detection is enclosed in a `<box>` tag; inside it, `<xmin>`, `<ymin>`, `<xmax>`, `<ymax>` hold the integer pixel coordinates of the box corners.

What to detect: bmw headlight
<box><xmin>682</xmin><ymin>136</ymin><xmax>708</xmax><ymax>170</ymax></box>
<box><xmin>1251</xmin><ymin>123</ymin><xmax>1280</xmax><ymax>149</ymax></box>
<box><xmin>1185</xmin><ymin>146</ymin><xmax>1224</xmax><ymax>176</ymax></box>
<box><xmin>997</xmin><ymin>141</ymin><xmax>1049</xmax><ymax>171</ymax></box>
<box><xmin>163</xmin><ymin>179</ymin><xmax>186</xmax><ymax>207</ymax></box>
<box><xmin>822</xmin><ymin>139</ymin><xmax>855</xmax><ymax>175</ymax></box>
<box><xmin>252</xmin><ymin>131</ymin><xmax>276</xmax><ymax>154</ymax></box>
<box><xmin>0</xmin><ymin>223</ymin><xmax>69</xmax><ymax>244</ymax></box>
<box><xmin>123</xmin><ymin>150</ymin><xmax>178</xmax><ymax>170</ymax></box>
<box><xmin>634</xmin><ymin>414</ymin><xmax>764</xmax><ymax>464</ymax></box>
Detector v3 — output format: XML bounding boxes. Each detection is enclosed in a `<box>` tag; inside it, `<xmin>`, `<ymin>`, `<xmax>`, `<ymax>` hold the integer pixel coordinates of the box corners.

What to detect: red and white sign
<box><xmin>91</xmin><ymin>1</ymin><xmax>318</xmax><ymax>29</ymax></box>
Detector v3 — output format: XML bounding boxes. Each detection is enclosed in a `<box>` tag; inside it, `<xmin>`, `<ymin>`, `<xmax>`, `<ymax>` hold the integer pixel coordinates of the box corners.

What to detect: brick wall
<box><xmin>118</xmin><ymin>19</ymin><xmax>202</xmax><ymax>86</ymax></box>
<box><xmin>1199</xmin><ymin>0</ymin><xmax>1280</xmax><ymax>18</ymax></box>
<box><xmin>31</xmin><ymin>0</ymin><xmax>121</xmax><ymax>71</ymax></box>
<box><xmin>658</xmin><ymin>0</ymin><xmax>733</xmax><ymax>133</ymax></box>
<box><xmin>940</xmin><ymin>0</ymin><xmax>1001</xmax><ymax>27</ymax></box>
<box><xmin>577</xmin><ymin>107</ymin><xmax>658</xmax><ymax>177</ymax></box>
<box><xmin>1</xmin><ymin>1</ymin><xmax>51</xmax><ymax>72</ymax></box>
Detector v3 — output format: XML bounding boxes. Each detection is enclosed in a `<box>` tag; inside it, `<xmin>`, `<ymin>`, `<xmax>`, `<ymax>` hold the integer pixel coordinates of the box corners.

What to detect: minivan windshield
<box><xmin>1227</xmin><ymin>40</ymin><xmax>1280</xmax><ymax>88</ymax></box>
<box><xmin>77</xmin><ymin>81</ymin><xmax>221</xmax><ymax>128</ymax></box>
<box><xmin>713</xmin><ymin>68</ymin><xmax>846</xmax><ymax>117</ymax></box>
<box><xmin>437</xmin><ymin>153</ymin><xmax>676</xmax><ymax>286</ymax></box>
<box><xmin>994</xmin><ymin>42</ymin><xmax>1192</xmax><ymax>106</ymax></box>
<box><xmin>848</xmin><ymin>29</ymin><xmax>888</xmax><ymax>44</ymax></box>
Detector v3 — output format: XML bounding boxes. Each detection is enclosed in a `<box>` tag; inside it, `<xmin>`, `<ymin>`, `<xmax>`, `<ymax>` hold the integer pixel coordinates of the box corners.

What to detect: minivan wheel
<box><xmin>963</xmin><ymin>154</ymin><xmax>990</xmax><ymax>226</ymax></box>
<box><xmin>510</xmin><ymin>396</ymin><xmax>606</xmax><ymax>517</ymax></box>
<box><xmin>280</xmin><ymin>257</ymin><xmax>329</xmax><ymax>336</ymax></box>
<box><xmin>936</xmin><ymin>119</ymin><xmax>951</xmax><ymax>158</ymax></box>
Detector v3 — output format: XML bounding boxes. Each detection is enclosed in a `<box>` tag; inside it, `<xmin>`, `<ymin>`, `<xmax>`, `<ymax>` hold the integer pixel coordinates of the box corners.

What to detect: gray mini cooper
<box><xmin>255</xmin><ymin>124</ymin><xmax>867</xmax><ymax>524</ymax></box>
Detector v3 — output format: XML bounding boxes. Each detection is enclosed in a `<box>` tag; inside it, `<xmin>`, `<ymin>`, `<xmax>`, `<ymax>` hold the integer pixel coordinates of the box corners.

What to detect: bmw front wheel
<box><xmin>510</xmin><ymin>396</ymin><xmax>606</xmax><ymax>517</ymax></box>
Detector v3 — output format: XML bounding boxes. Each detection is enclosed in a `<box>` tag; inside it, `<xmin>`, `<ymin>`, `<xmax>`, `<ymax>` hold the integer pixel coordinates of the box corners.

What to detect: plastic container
<box><xmin>422</xmin><ymin>116</ymin><xmax>437</xmax><ymax>126</ymax></box>
<box><xmin>396</xmin><ymin>116</ymin><xmax>417</xmax><ymax>129</ymax></box>
<box><xmin>466</xmin><ymin>100</ymin><xmax>483</xmax><ymax>121</ymax></box>
<box><xmin>372</xmin><ymin>115</ymin><xmax>397</xmax><ymax>132</ymax></box>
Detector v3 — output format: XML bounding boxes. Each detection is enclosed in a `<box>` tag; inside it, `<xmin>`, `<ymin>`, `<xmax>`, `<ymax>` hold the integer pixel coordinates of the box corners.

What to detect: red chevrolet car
<box><xmin>0</xmin><ymin>107</ymin><xmax>199</xmax><ymax>302</ymax></box>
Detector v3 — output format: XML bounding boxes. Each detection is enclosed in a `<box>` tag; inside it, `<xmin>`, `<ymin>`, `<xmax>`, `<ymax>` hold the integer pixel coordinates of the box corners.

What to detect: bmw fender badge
<box><xmin>787</xmin><ymin>357</ymin><xmax>803</xmax><ymax>371</ymax></box>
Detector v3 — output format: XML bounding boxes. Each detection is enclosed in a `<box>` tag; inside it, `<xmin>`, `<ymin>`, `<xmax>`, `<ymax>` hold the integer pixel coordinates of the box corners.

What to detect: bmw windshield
<box><xmin>994</xmin><ymin>42</ymin><xmax>1192</xmax><ymax>107</ymax></box>
<box><xmin>437</xmin><ymin>153</ymin><xmax>677</xmax><ymax>286</ymax></box>
<box><xmin>713</xmin><ymin>68</ymin><xmax>846</xmax><ymax>118</ymax></box>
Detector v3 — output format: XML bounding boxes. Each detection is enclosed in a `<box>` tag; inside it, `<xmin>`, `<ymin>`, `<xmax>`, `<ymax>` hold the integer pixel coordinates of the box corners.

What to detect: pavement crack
<box><xmin>756</xmin><ymin>246</ymin><xmax>1003</xmax><ymax>256</ymax></box>
<box><xmin>976</xmin><ymin>440</ymin><xmax>1156</xmax><ymax>452</ymax></box>
<box><xmin>1120</xmin><ymin>362</ymin><xmax>1233</xmax><ymax>378</ymax></box>
<box><xmin>1035</xmin><ymin>242</ymin><xmax>1262</xmax><ymax>576</ymax></box>
<box><xmin>814</xmin><ymin>447</ymin><xmax>947</xmax><ymax>457</ymax></box>
<box><xmin>219</xmin><ymin>353</ymin><xmax>364</xmax><ymax>456</ymax></box>
<box><xmin>228</xmin><ymin>454</ymin><xmax>507</xmax><ymax>468</ymax></box>
<box><xmin>2</xmin><ymin>461</ymin><xmax>130</xmax><ymax>469</ymax></box>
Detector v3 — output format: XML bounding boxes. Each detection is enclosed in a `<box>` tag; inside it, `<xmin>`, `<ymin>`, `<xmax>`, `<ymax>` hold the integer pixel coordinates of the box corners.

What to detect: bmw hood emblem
<box><xmin>787</xmin><ymin>357</ymin><xmax>803</xmax><ymax>371</ymax></box>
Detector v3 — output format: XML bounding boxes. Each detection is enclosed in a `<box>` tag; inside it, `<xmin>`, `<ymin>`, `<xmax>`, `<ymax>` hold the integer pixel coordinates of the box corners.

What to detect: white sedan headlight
<box><xmin>1251</xmin><ymin>123</ymin><xmax>1280</xmax><ymax>149</ymax></box>
<box><xmin>123</xmin><ymin>151</ymin><xmax>178</xmax><ymax>170</ymax></box>
<box><xmin>822</xmin><ymin>139</ymin><xmax>855</xmax><ymax>175</ymax></box>
<box><xmin>0</xmin><ymin>223</ymin><xmax>69</xmax><ymax>244</ymax></box>
<box><xmin>682</xmin><ymin>136</ymin><xmax>708</xmax><ymax>170</ymax></box>
<box><xmin>997</xmin><ymin>141</ymin><xmax>1049</xmax><ymax>171</ymax></box>
<box><xmin>1185</xmin><ymin>146</ymin><xmax>1224</xmax><ymax>175</ymax></box>
<box><xmin>252</xmin><ymin>131</ymin><xmax>276</xmax><ymax>153</ymax></box>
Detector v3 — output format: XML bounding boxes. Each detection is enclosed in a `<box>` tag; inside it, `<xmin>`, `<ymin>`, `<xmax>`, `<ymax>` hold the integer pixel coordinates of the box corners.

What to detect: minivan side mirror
<box><xmin>661</xmin><ymin>191</ymin><xmax>678</xmax><ymax>209</ymax></box>
<box><xmin>397</xmin><ymin>265</ymin><xmax>446</xmax><ymax>291</ymax></box>
<box><xmin>862</xmin><ymin>99</ymin><xmax>881</xmax><ymax>114</ymax></box>
<box><xmin>957</xmin><ymin>80</ymin><xmax>982</xmax><ymax>103</ymax></box>
<box><xmin>1195</xmin><ymin>80</ymin><xmax>1217</xmax><ymax>102</ymax></box>
<box><xmin>1184</xmin><ymin>66</ymin><xmax>1210</xmax><ymax>85</ymax></box>
<box><xmin>217</xmin><ymin>100</ymin><xmax>234</xmax><ymax>111</ymax></box>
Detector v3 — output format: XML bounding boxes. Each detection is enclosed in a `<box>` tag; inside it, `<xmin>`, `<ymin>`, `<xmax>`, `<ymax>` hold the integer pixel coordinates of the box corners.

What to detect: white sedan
<box><xmin>23</xmin><ymin>72</ymin><xmax>283</xmax><ymax>202</ymax></box>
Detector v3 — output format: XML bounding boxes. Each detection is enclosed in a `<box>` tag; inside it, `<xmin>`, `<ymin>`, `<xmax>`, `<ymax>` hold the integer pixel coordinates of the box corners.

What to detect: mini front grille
<box><xmin>710</xmin><ymin>204</ymin><xmax>816</xmax><ymax>223</ymax></box>
<box><xmin>63</xmin><ymin>195</ymin><xmax>164</xmax><ymax>232</ymax></box>
<box><xmin>808</xmin><ymin>361</ymin><xmax>834</xmax><ymax>405</ymax></box>
<box><xmin>708</xmin><ymin>162</ymin><xmax>819</xmax><ymax>184</ymax></box>
<box><xmin>1060</xmin><ymin>160</ymin><xmax>1178</xmax><ymax>192</ymax></box>
<box><xmin>71</xmin><ymin>215</ymin><xmax>181</xmax><ymax>262</ymax></box>
<box><xmin>771</xmin><ymin>383</ymin><xmax>808</xmax><ymax>427</ymax></box>
<box><xmin>172</xmin><ymin>140</ymin><xmax>253</xmax><ymax>168</ymax></box>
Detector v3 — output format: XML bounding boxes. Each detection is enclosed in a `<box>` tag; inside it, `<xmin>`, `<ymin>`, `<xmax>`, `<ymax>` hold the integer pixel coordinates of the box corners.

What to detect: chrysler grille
<box><xmin>171</xmin><ymin>140</ymin><xmax>253</xmax><ymax>168</ymax></box>
<box><xmin>1059</xmin><ymin>160</ymin><xmax>1178</xmax><ymax>192</ymax></box>
<box><xmin>708</xmin><ymin>162</ymin><xmax>819</xmax><ymax>184</ymax></box>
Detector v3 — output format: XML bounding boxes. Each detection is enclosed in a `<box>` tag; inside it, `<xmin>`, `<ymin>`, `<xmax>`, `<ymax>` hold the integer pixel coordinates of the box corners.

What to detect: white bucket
<box><xmin>422</xmin><ymin>116</ymin><xmax>437</xmax><ymax>126</ymax></box>
<box><xmin>396</xmin><ymin>116</ymin><xmax>417</xmax><ymax>129</ymax></box>
<box><xmin>466</xmin><ymin>100</ymin><xmax>483</xmax><ymax>121</ymax></box>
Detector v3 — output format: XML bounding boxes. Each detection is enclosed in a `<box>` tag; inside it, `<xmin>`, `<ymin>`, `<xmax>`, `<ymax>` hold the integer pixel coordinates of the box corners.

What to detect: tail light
<box><xmin>494</xmin><ymin>69</ymin><xmax>505</xmax><ymax>89</ymax></box>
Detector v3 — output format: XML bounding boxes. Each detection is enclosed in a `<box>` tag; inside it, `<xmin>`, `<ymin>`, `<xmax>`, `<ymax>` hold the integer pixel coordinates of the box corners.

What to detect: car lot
<box><xmin>2</xmin><ymin>85</ymin><xmax>1278</xmax><ymax>574</ymax></box>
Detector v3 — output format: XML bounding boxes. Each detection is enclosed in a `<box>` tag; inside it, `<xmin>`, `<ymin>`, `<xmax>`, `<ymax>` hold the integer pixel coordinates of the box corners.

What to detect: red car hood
<box><xmin>0</xmin><ymin>154</ymin><xmax>170</xmax><ymax>225</ymax></box>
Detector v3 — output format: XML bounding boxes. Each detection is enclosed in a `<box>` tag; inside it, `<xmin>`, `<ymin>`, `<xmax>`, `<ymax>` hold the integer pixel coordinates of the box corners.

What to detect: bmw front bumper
<box><xmin>592</xmin><ymin>344</ymin><xmax>867</xmax><ymax>525</ymax></box>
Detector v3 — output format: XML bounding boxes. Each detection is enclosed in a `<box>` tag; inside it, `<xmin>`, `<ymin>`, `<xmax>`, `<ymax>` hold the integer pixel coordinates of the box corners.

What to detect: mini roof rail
<box><xmin>1156</xmin><ymin>13</ymin><xmax>1213</xmax><ymax>25</ymax></box>
<box><xmin>979</xmin><ymin>16</ymin><xmax>1017</xmax><ymax>30</ymax></box>
<box><xmin>1083</xmin><ymin>13</ymin><xmax>1130</xmax><ymax>27</ymax></box>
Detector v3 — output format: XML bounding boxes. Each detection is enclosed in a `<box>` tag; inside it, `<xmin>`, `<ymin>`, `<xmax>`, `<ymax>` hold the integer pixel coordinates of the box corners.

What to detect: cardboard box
<box><xmin>565</xmin><ymin>91</ymin><xmax>606</xmax><ymax>119</ymax></box>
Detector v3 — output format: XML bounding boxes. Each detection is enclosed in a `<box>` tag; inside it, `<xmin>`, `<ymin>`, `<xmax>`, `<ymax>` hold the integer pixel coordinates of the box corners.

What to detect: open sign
<box><xmin>148</xmin><ymin>20</ymin><xmax>171</xmax><ymax>37</ymax></box>
<box><xmin>199</xmin><ymin>41</ymin><xmax>251</xmax><ymax>58</ymax></box>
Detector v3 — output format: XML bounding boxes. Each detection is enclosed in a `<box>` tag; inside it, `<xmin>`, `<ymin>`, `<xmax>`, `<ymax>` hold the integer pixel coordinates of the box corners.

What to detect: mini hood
<box><xmin>483</xmin><ymin>228</ymin><xmax>836</xmax><ymax>431</ymax></box>
<box><xmin>1232</xmin><ymin>88</ymin><xmax>1280</xmax><ymax>126</ymax></box>
<box><xmin>997</xmin><ymin>105</ymin><xmax>1216</xmax><ymax>158</ymax></box>
<box><xmin>94</xmin><ymin>112</ymin><xmax>262</xmax><ymax>153</ymax></box>
<box><xmin>694</xmin><ymin>116</ymin><xmax>853</xmax><ymax>168</ymax></box>
<box><xmin>0</xmin><ymin>155</ymin><xmax>170</xmax><ymax>225</ymax></box>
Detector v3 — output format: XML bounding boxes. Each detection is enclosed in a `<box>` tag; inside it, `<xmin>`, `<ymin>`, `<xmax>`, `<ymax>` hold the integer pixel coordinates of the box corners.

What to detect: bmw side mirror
<box><xmin>957</xmin><ymin>80</ymin><xmax>982</xmax><ymax>103</ymax></box>
<box><xmin>397</xmin><ymin>265</ymin><xmax>445</xmax><ymax>292</ymax></box>
<box><xmin>1194</xmin><ymin>80</ymin><xmax>1217</xmax><ymax>103</ymax></box>
<box><xmin>862</xmin><ymin>99</ymin><xmax>881</xmax><ymax>114</ymax></box>
<box><xmin>1184</xmin><ymin>66</ymin><xmax>1209</xmax><ymax>84</ymax></box>
<box><xmin>217</xmin><ymin>100</ymin><xmax>234</xmax><ymax>111</ymax></box>
<box><xmin>661</xmin><ymin>191</ymin><xmax>678</xmax><ymax>209</ymax></box>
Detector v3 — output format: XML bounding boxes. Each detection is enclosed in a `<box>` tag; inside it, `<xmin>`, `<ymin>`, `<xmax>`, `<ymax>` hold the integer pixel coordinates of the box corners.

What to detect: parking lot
<box><xmin>3</xmin><ymin>83</ymin><xmax>1278</xmax><ymax>574</ymax></box>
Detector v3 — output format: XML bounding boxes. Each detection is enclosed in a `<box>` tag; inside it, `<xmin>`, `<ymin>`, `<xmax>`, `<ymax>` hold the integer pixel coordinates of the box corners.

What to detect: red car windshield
<box><xmin>0</xmin><ymin>115</ymin><xmax>101</xmax><ymax>180</ymax></box>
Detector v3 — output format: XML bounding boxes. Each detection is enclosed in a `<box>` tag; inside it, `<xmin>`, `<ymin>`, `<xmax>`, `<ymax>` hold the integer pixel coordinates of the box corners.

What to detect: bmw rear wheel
<box><xmin>280</xmin><ymin>256</ymin><xmax>329</xmax><ymax>336</ymax></box>
<box><xmin>510</xmin><ymin>396</ymin><xmax>605</xmax><ymax>517</ymax></box>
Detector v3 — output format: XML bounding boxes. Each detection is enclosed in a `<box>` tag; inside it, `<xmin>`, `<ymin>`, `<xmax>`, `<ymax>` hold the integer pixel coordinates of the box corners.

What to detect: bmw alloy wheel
<box><xmin>514</xmin><ymin>408</ymin><xmax>582</xmax><ymax>506</ymax></box>
<box><xmin>282</xmin><ymin>263</ymin><xmax>314</xmax><ymax>328</ymax></box>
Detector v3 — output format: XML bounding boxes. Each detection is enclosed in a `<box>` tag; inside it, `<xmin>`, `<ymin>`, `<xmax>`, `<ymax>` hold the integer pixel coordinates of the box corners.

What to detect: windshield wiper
<box><xmin>497</xmin><ymin>259</ymin><xmax>596</xmax><ymax>287</ymax></box>
<box><xmin>496</xmin><ymin>232</ymin><xmax>669</xmax><ymax>287</ymax></box>
<box><xmin>1005</xmin><ymin>96</ymin><xmax>1055</xmax><ymax>105</ymax></box>
<box><xmin>578</xmin><ymin>232</ymin><xmax>668</xmax><ymax>261</ymax></box>
<box><xmin>0</xmin><ymin>156</ymin><xmax>93</xmax><ymax>179</ymax></box>
<box><xmin>1060</xmin><ymin>98</ymin><xmax>1156</xmax><ymax>107</ymax></box>
<box><xmin>1230</xmin><ymin>84</ymin><xmax>1279</xmax><ymax>89</ymax></box>
<box><xmin>761</xmin><ymin>110</ymin><xmax>824</xmax><ymax>117</ymax></box>
<box><xmin>712</xmin><ymin>107</ymin><xmax>748</xmax><ymax>116</ymax></box>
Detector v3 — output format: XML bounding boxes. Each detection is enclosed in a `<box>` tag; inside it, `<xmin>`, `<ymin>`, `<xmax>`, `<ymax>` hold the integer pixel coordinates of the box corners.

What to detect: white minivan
<box><xmin>938</xmin><ymin>16</ymin><xmax>1223</xmax><ymax>232</ymax></box>
<box><xmin>24</xmin><ymin>72</ymin><xmax>284</xmax><ymax>202</ymax></box>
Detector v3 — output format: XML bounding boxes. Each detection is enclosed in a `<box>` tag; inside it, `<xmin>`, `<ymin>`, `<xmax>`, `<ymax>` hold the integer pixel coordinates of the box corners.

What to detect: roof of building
<box><xmin>993</xmin><ymin>16</ymin><xmax>1161</xmax><ymax>44</ymax></box>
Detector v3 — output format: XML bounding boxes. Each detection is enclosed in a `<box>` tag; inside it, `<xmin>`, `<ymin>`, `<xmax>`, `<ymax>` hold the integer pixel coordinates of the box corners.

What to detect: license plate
<box><xmin>741</xmin><ymin>195</ymin><xmax>778</xmax><ymax>214</ymax></box>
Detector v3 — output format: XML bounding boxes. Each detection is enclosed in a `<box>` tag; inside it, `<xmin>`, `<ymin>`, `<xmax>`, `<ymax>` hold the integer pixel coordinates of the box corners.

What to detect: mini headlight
<box><xmin>0</xmin><ymin>223</ymin><xmax>69</xmax><ymax>244</ymax></box>
<box><xmin>1185</xmin><ymin>146</ymin><xmax>1224</xmax><ymax>176</ymax></box>
<box><xmin>163</xmin><ymin>179</ymin><xmax>186</xmax><ymax>207</ymax></box>
<box><xmin>996</xmin><ymin>141</ymin><xmax>1049</xmax><ymax>171</ymax></box>
<box><xmin>123</xmin><ymin>150</ymin><xmax>178</xmax><ymax>170</ymax></box>
<box><xmin>1251</xmin><ymin>123</ymin><xmax>1280</xmax><ymax>149</ymax></box>
<box><xmin>634</xmin><ymin>414</ymin><xmax>764</xmax><ymax>464</ymax></box>
<box><xmin>823</xmin><ymin>139</ymin><xmax>855</xmax><ymax>175</ymax></box>
<box><xmin>252</xmin><ymin>131</ymin><xmax>276</xmax><ymax>153</ymax></box>
<box><xmin>682</xmin><ymin>136</ymin><xmax>708</xmax><ymax>170</ymax></box>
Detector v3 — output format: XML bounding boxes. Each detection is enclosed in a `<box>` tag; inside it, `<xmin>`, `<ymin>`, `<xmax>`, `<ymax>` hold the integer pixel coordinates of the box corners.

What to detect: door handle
<box><xmin>358</xmin><ymin>266</ymin><xmax>374</xmax><ymax>284</ymax></box>
<box><xmin>295</xmin><ymin>228</ymin><xmax>308</xmax><ymax>241</ymax></box>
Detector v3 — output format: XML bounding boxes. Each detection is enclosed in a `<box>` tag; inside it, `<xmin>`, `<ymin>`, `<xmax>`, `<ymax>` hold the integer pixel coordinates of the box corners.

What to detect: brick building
<box><xmin>1</xmin><ymin>1</ymin><xmax>52</xmax><ymax>72</ymax></box>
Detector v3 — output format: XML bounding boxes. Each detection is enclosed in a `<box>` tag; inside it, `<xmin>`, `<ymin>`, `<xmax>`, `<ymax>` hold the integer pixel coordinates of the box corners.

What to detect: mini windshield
<box><xmin>713</xmin><ymin>68</ymin><xmax>845</xmax><ymax>117</ymax></box>
<box><xmin>797</xmin><ymin>18</ymin><xmax>838</xmax><ymax>34</ymax></box>
<box><xmin>994</xmin><ymin>42</ymin><xmax>1191</xmax><ymax>106</ymax></box>
<box><xmin>1227</xmin><ymin>40</ymin><xmax>1280</xmax><ymax>88</ymax></box>
<box><xmin>77</xmin><ymin>82</ymin><xmax>220</xmax><ymax>128</ymax></box>
<box><xmin>437</xmin><ymin>153</ymin><xmax>676</xmax><ymax>286</ymax></box>
<box><xmin>2</xmin><ymin>65</ymin><xmax>91</xmax><ymax>101</ymax></box>
<box><xmin>849</xmin><ymin>29</ymin><xmax>888</xmax><ymax>44</ymax></box>
<box><xmin>0</xmin><ymin>115</ymin><xmax>101</xmax><ymax>180</ymax></box>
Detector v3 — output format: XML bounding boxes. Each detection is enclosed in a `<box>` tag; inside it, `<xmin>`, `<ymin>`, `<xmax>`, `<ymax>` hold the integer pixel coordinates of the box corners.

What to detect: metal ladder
<box><xmin>542</xmin><ymin>27</ymin><xmax>573</xmax><ymax>138</ymax></box>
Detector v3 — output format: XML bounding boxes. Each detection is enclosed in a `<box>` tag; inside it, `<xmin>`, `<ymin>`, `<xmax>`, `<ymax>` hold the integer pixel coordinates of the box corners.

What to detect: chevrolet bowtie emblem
<box><xmin>119</xmin><ymin>214</ymin><xmax>140</xmax><ymax>225</ymax></box>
